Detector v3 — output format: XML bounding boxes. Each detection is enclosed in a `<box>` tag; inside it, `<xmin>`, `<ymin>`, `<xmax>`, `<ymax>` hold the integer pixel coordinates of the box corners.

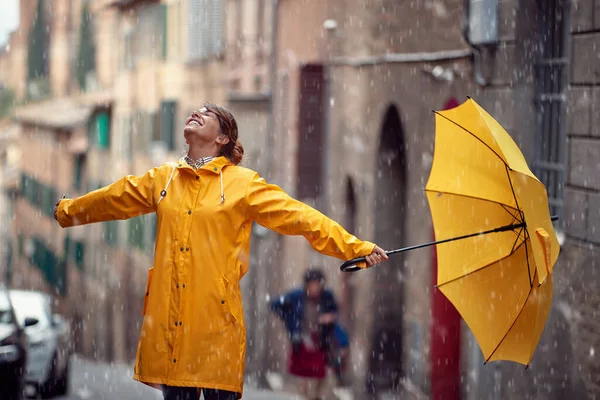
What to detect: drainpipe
<box><xmin>266</xmin><ymin>0</ymin><xmax>279</xmax><ymax>182</ymax></box>
<box><xmin>254</xmin><ymin>0</ymin><xmax>279</xmax><ymax>389</ymax></box>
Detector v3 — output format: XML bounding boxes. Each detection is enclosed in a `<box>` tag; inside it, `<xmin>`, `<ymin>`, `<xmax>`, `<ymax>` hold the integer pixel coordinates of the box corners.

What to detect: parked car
<box><xmin>8</xmin><ymin>290</ymin><xmax>71</xmax><ymax>398</ymax></box>
<box><xmin>0</xmin><ymin>286</ymin><xmax>31</xmax><ymax>400</ymax></box>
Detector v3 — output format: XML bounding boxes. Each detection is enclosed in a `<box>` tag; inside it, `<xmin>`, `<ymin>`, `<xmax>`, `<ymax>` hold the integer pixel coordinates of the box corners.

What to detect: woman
<box><xmin>54</xmin><ymin>103</ymin><xmax>388</xmax><ymax>400</ymax></box>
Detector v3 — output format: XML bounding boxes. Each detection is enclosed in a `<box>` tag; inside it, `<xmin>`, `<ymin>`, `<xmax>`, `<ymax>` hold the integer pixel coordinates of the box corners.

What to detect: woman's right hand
<box><xmin>53</xmin><ymin>195</ymin><xmax>66</xmax><ymax>222</ymax></box>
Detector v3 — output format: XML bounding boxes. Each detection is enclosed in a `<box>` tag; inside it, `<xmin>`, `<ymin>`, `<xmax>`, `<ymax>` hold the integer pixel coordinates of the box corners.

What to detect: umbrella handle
<box><xmin>340</xmin><ymin>256</ymin><xmax>368</xmax><ymax>272</ymax></box>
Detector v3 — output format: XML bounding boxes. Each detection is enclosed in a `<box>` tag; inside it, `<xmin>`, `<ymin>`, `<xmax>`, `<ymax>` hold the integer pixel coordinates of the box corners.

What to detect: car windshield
<box><xmin>9</xmin><ymin>291</ymin><xmax>51</xmax><ymax>328</ymax></box>
<box><xmin>0</xmin><ymin>290</ymin><xmax>15</xmax><ymax>325</ymax></box>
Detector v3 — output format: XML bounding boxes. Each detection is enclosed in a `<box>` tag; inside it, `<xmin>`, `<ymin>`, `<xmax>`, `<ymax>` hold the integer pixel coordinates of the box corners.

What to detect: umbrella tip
<box><xmin>525</xmin><ymin>364</ymin><xmax>530</xmax><ymax>370</ymax></box>
<box><xmin>483</xmin><ymin>361</ymin><xmax>487</xmax><ymax>366</ymax></box>
<box><xmin>466</xmin><ymin>95</ymin><xmax>472</xmax><ymax>99</ymax></box>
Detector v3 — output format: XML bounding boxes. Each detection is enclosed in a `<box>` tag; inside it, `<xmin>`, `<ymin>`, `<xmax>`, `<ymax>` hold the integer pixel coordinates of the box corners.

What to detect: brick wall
<box><xmin>563</xmin><ymin>0</ymin><xmax>600</xmax><ymax>396</ymax></box>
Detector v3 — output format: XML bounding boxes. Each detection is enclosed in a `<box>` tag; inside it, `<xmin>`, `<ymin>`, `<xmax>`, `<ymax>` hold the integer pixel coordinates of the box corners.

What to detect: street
<box><xmin>34</xmin><ymin>356</ymin><xmax>301</xmax><ymax>400</ymax></box>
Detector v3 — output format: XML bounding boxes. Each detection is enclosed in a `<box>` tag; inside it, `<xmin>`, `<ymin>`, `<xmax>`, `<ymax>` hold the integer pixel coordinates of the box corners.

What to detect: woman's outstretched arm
<box><xmin>245</xmin><ymin>172</ymin><xmax>388</xmax><ymax>267</ymax></box>
<box><xmin>54</xmin><ymin>168</ymin><xmax>159</xmax><ymax>228</ymax></box>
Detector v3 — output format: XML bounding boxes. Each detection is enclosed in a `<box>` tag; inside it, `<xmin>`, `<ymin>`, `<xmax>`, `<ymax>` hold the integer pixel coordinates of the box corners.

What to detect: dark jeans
<box><xmin>162</xmin><ymin>385</ymin><xmax>237</xmax><ymax>400</ymax></box>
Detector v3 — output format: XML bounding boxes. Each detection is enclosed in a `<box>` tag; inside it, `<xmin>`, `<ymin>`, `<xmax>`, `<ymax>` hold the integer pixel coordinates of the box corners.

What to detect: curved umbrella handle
<box><xmin>340</xmin><ymin>256</ymin><xmax>368</xmax><ymax>272</ymax></box>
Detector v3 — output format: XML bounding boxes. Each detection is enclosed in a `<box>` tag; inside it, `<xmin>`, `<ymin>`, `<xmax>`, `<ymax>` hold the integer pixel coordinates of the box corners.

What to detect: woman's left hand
<box><xmin>365</xmin><ymin>245</ymin><xmax>388</xmax><ymax>267</ymax></box>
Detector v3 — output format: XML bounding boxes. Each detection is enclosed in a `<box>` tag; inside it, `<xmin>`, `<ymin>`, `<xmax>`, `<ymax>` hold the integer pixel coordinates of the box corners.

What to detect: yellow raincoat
<box><xmin>56</xmin><ymin>156</ymin><xmax>375</xmax><ymax>395</ymax></box>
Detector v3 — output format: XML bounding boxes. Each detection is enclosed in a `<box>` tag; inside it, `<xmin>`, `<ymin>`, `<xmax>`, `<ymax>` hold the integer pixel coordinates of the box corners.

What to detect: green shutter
<box><xmin>17</xmin><ymin>234</ymin><xmax>23</xmax><ymax>257</ymax></box>
<box><xmin>104</xmin><ymin>221</ymin><xmax>118</xmax><ymax>246</ymax></box>
<box><xmin>75</xmin><ymin>241</ymin><xmax>85</xmax><ymax>270</ymax></box>
<box><xmin>73</xmin><ymin>154</ymin><xmax>84</xmax><ymax>190</ymax></box>
<box><xmin>162</xmin><ymin>4</ymin><xmax>167</xmax><ymax>60</ymax></box>
<box><xmin>63</xmin><ymin>235</ymin><xmax>71</xmax><ymax>260</ymax></box>
<box><xmin>160</xmin><ymin>101</ymin><xmax>177</xmax><ymax>150</ymax></box>
<box><xmin>97</xmin><ymin>112</ymin><xmax>110</xmax><ymax>149</ymax></box>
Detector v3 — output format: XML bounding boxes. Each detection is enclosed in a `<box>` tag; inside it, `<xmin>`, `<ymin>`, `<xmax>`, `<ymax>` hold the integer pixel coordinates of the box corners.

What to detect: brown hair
<box><xmin>204</xmin><ymin>103</ymin><xmax>244</xmax><ymax>165</ymax></box>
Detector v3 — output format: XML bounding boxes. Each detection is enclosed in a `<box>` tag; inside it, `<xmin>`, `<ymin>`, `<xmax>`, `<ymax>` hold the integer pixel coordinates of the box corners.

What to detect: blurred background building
<box><xmin>0</xmin><ymin>0</ymin><xmax>598</xmax><ymax>399</ymax></box>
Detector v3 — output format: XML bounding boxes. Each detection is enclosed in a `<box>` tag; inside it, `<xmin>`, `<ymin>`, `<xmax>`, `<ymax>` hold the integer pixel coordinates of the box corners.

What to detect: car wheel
<box><xmin>41</xmin><ymin>353</ymin><xmax>68</xmax><ymax>399</ymax></box>
<box><xmin>54</xmin><ymin>361</ymin><xmax>69</xmax><ymax>396</ymax></box>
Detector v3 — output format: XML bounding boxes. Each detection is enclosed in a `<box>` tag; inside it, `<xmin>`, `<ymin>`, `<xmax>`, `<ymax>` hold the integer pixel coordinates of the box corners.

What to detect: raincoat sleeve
<box><xmin>56</xmin><ymin>168</ymin><xmax>158</xmax><ymax>228</ymax></box>
<box><xmin>246</xmin><ymin>173</ymin><xmax>375</xmax><ymax>260</ymax></box>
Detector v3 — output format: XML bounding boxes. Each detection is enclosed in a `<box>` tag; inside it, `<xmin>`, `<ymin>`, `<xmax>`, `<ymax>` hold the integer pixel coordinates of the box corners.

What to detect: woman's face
<box><xmin>183</xmin><ymin>107</ymin><xmax>229</xmax><ymax>147</ymax></box>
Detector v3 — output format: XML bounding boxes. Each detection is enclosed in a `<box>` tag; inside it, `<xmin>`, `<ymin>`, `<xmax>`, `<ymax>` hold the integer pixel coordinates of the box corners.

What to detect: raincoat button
<box><xmin>180</xmin><ymin>247</ymin><xmax>184</xmax><ymax>251</ymax></box>
<box><xmin>186</xmin><ymin>247</ymin><xmax>189</xmax><ymax>251</ymax></box>
<box><xmin>213</xmin><ymin>167</ymin><xmax>217</xmax><ymax>171</ymax></box>
<box><xmin>176</xmin><ymin>284</ymin><xmax>179</xmax><ymax>288</ymax></box>
<box><xmin>195</xmin><ymin>176</ymin><xmax>199</xmax><ymax>180</ymax></box>
<box><xmin>182</xmin><ymin>284</ymin><xmax>186</xmax><ymax>288</ymax></box>
<box><xmin>173</xmin><ymin>359</ymin><xmax>176</xmax><ymax>363</ymax></box>
<box><xmin>188</xmin><ymin>210</ymin><xmax>192</xmax><ymax>215</ymax></box>
<box><xmin>221</xmin><ymin>300</ymin><xmax>225</xmax><ymax>304</ymax></box>
<box><xmin>174</xmin><ymin>322</ymin><xmax>177</xmax><ymax>326</ymax></box>
<box><xmin>179</xmin><ymin>321</ymin><xmax>182</xmax><ymax>326</ymax></box>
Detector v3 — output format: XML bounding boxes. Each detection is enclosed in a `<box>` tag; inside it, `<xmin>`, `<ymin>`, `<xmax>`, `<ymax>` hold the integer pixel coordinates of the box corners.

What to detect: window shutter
<box><xmin>188</xmin><ymin>0</ymin><xmax>210</xmax><ymax>60</ymax></box>
<box><xmin>75</xmin><ymin>241</ymin><xmax>85</xmax><ymax>270</ymax></box>
<box><xmin>160</xmin><ymin>100</ymin><xmax>177</xmax><ymax>150</ymax></box>
<box><xmin>96</xmin><ymin>112</ymin><xmax>110</xmax><ymax>149</ymax></box>
<box><xmin>209</xmin><ymin>0</ymin><xmax>223</xmax><ymax>55</ymax></box>
<box><xmin>188</xmin><ymin>0</ymin><xmax>222</xmax><ymax>60</ymax></box>
<box><xmin>297</xmin><ymin>64</ymin><xmax>325</xmax><ymax>199</ymax></box>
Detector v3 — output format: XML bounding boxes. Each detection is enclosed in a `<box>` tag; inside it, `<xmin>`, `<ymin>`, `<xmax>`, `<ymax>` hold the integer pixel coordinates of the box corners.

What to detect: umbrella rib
<box><xmin>424</xmin><ymin>189</ymin><xmax>520</xmax><ymax>213</ymax></box>
<box><xmin>500</xmin><ymin>204</ymin><xmax>521</xmax><ymax>222</ymax></box>
<box><xmin>436</xmin><ymin>241</ymin><xmax>526</xmax><ymax>288</ymax></box>
<box><xmin>504</xmin><ymin>165</ymin><xmax>532</xmax><ymax>287</ymax></box>
<box><xmin>433</xmin><ymin>111</ymin><xmax>508</xmax><ymax>166</ymax></box>
<box><xmin>484</xmin><ymin>270</ymin><xmax>537</xmax><ymax>365</ymax></box>
<box><xmin>523</xmin><ymin>229</ymin><xmax>533</xmax><ymax>288</ymax></box>
<box><xmin>505</xmin><ymin>166</ymin><xmax>524</xmax><ymax>224</ymax></box>
<box><xmin>510</xmin><ymin>227</ymin><xmax>525</xmax><ymax>254</ymax></box>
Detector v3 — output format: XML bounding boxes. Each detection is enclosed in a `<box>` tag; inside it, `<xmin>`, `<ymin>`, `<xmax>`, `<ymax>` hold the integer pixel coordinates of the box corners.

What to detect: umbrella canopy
<box><xmin>426</xmin><ymin>98</ymin><xmax>560</xmax><ymax>365</ymax></box>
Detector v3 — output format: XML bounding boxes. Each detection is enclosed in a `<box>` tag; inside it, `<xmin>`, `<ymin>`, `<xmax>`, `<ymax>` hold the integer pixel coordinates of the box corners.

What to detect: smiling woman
<box><xmin>53</xmin><ymin>102</ymin><xmax>388</xmax><ymax>400</ymax></box>
<box><xmin>183</xmin><ymin>103</ymin><xmax>244</xmax><ymax>166</ymax></box>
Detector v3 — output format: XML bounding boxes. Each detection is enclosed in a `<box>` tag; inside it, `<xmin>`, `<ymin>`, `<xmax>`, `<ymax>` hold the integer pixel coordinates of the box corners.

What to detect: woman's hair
<box><xmin>204</xmin><ymin>103</ymin><xmax>244</xmax><ymax>165</ymax></box>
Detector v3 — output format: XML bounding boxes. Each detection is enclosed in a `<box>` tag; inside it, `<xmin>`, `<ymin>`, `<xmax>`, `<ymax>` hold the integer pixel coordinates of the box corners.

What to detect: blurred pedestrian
<box><xmin>271</xmin><ymin>268</ymin><xmax>351</xmax><ymax>400</ymax></box>
<box><xmin>53</xmin><ymin>103</ymin><xmax>388</xmax><ymax>400</ymax></box>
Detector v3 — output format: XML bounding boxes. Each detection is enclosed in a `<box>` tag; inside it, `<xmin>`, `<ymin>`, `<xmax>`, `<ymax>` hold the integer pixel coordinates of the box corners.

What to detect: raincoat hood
<box><xmin>56</xmin><ymin>157</ymin><xmax>374</xmax><ymax>396</ymax></box>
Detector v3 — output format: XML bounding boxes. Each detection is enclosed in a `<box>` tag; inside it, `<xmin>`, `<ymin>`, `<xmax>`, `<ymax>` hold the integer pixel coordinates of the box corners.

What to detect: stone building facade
<box><xmin>1</xmin><ymin>0</ymin><xmax>599</xmax><ymax>399</ymax></box>
<box><xmin>255</xmin><ymin>0</ymin><xmax>599</xmax><ymax>399</ymax></box>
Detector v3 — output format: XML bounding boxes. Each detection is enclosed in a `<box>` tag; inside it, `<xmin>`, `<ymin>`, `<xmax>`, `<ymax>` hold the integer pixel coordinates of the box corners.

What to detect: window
<box><xmin>187</xmin><ymin>0</ymin><xmax>223</xmax><ymax>61</ymax></box>
<box><xmin>73</xmin><ymin>154</ymin><xmax>86</xmax><ymax>191</ymax></box>
<box><xmin>133</xmin><ymin>111</ymin><xmax>156</xmax><ymax>152</ymax></box>
<box><xmin>104</xmin><ymin>221</ymin><xmax>119</xmax><ymax>246</ymax></box>
<box><xmin>135</xmin><ymin>3</ymin><xmax>167</xmax><ymax>62</ymax></box>
<box><xmin>89</xmin><ymin>111</ymin><xmax>111</xmax><ymax>150</ymax></box>
<box><xmin>159</xmin><ymin>100</ymin><xmax>177</xmax><ymax>150</ymax></box>
<box><xmin>74</xmin><ymin>241</ymin><xmax>85</xmax><ymax>270</ymax></box>
<box><xmin>533</xmin><ymin>1</ymin><xmax>569</xmax><ymax>224</ymax></box>
<box><xmin>97</xmin><ymin>112</ymin><xmax>110</xmax><ymax>149</ymax></box>
<box><xmin>29</xmin><ymin>236</ymin><xmax>65</xmax><ymax>295</ymax></box>
<box><xmin>42</xmin><ymin>185</ymin><xmax>56</xmax><ymax>217</ymax></box>
<box><xmin>128</xmin><ymin>214</ymin><xmax>156</xmax><ymax>253</ymax></box>
<box><xmin>128</xmin><ymin>216</ymin><xmax>145</xmax><ymax>250</ymax></box>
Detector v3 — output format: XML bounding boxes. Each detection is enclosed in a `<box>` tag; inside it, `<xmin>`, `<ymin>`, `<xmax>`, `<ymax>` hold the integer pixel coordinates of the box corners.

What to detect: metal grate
<box><xmin>533</xmin><ymin>0</ymin><xmax>571</xmax><ymax>224</ymax></box>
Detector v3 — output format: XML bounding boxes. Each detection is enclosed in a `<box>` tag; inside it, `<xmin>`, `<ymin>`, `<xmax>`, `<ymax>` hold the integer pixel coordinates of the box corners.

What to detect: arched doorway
<box><xmin>341</xmin><ymin>177</ymin><xmax>357</xmax><ymax>331</ymax></box>
<box><xmin>367</xmin><ymin>105</ymin><xmax>406</xmax><ymax>395</ymax></box>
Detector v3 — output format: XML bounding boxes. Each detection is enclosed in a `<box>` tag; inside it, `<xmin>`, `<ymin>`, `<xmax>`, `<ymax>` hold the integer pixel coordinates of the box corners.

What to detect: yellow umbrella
<box><xmin>339</xmin><ymin>97</ymin><xmax>559</xmax><ymax>366</ymax></box>
<box><xmin>426</xmin><ymin>97</ymin><xmax>559</xmax><ymax>365</ymax></box>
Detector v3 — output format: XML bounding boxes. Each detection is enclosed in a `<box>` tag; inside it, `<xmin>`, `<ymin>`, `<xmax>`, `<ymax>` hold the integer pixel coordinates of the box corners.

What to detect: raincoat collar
<box><xmin>176</xmin><ymin>156</ymin><xmax>231</xmax><ymax>174</ymax></box>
